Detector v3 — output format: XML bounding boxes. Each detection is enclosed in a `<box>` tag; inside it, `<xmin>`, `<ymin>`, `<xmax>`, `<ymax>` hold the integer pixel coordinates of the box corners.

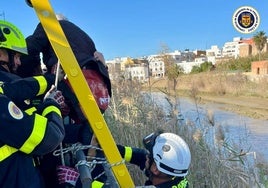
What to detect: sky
<box><xmin>1</xmin><ymin>0</ymin><xmax>268</xmax><ymax>60</ymax></box>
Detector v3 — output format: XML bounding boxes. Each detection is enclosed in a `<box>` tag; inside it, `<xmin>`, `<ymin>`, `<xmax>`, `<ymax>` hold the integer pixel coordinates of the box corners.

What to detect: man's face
<box><xmin>145</xmin><ymin>154</ymin><xmax>151</xmax><ymax>169</ymax></box>
<box><xmin>0</xmin><ymin>49</ymin><xmax>21</xmax><ymax>73</ymax></box>
<box><xmin>0</xmin><ymin>49</ymin><xmax>9</xmax><ymax>62</ymax></box>
<box><xmin>144</xmin><ymin>154</ymin><xmax>154</xmax><ymax>178</ymax></box>
<box><xmin>12</xmin><ymin>53</ymin><xmax>22</xmax><ymax>72</ymax></box>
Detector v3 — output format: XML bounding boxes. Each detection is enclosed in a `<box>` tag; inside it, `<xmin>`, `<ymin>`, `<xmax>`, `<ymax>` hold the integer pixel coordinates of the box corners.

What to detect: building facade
<box><xmin>106</xmin><ymin>35</ymin><xmax>268</xmax><ymax>82</ymax></box>
<box><xmin>251</xmin><ymin>60</ymin><xmax>268</xmax><ymax>75</ymax></box>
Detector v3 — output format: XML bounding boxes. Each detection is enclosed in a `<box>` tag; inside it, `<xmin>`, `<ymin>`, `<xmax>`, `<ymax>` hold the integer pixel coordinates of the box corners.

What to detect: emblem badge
<box><xmin>8</xmin><ymin>101</ymin><xmax>23</xmax><ymax>120</ymax></box>
<box><xmin>232</xmin><ymin>6</ymin><xmax>260</xmax><ymax>34</ymax></box>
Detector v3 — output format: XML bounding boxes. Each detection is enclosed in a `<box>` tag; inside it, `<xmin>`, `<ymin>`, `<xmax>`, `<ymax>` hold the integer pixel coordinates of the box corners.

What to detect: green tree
<box><xmin>200</xmin><ymin>61</ymin><xmax>213</xmax><ymax>72</ymax></box>
<box><xmin>165</xmin><ymin>64</ymin><xmax>184</xmax><ymax>90</ymax></box>
<box><xmin>253</xmin><ymin>31</ymin><xmax>267</xmax><ymax>61</ymax></box>
<box><xmin>191</xmin><ymin>65</ymin><xmax>201</xmax><ymax>73</ymax></box>
<box><xmin>190</xmin><ymin>61</ymin><xmax>214</xmax><ymax>74</ymax></box>
<box><xmin>158</xmin><ymin>44</ymin><xmax>184</xmax><ymax>91</ymax></box>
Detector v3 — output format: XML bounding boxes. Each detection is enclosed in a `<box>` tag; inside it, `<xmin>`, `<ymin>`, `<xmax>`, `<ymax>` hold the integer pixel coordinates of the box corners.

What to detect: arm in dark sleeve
<box><xmin>0</xmin><ymin>96</ymin><xmax>64</xmax><ymax>155</ymax></box>
<box><xmin>117</xmin><ymin>144</ymin><xmax>147</xmax><ymax>170</ymax></box>
<box><xmin>32</xmin><ymin>99</ymin><xmax>65</xmax><ymax>155</ymax></box>
<box><xmin>1</xmin><ymin>74</ymin><xmax>55</xmax><ymax>103</ymax></box>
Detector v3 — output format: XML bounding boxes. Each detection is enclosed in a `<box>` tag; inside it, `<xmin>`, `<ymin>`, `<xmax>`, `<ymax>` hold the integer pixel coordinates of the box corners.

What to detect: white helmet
<box><xmin>150</xmin><ymin>133</ymin><xmax>191</xmax><ymax>177</ymax></box>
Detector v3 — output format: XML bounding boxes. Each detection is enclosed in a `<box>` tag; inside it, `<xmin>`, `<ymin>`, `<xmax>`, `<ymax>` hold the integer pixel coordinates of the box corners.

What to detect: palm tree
<box><xmin>253</xmin><ymin>31</ymin><xmax>267</xmax><ymax>61</ymax></box>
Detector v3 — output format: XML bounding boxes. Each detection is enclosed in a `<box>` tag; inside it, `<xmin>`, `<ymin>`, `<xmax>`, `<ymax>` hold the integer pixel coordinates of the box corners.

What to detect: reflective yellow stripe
<box><xmin>0</xmin><ymin>87</ymin><xmax>3</xmax><ymax>94</ymax></box>
<box><xmin>177</xmin><ymin>178</ymin><xmax>188</xmax><ymax>188</ymax></box>
<box><xmin>25</xmin><ymin>107</ymin><xmax>37</xmax><ymax>115</ymax></box>
<box><xmin>91</xmin><ymin>180</ymin><xmax>104</xmax><ymax>188</ymax></box>
<box><xmin>42</xmin><ymin>106</ymin><xmax>61</xmax><ymax>117</ymax></box>
<box><xmin>20</xmin><ymin>114</ymin><xmax>47</xmax><ymax>154</ymax></box>
<box><xmin>0</xmin><ymin>145</ymin><xmax>18</xmax><ymax>162</ymax></box>
<box><xmin>124</xmin><ymin>146</ymin><xmax>132</xmax><ymax>162</ymax></box>
<box><xmin>33</xmin><ymin>76</ymin><xmax>47</xmax><ymax>96</ymax></box>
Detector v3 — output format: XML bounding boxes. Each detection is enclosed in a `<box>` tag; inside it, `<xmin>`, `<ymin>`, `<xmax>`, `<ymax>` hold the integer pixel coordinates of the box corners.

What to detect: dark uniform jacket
<box><xmin>19</xmin><ymin>20</ymin><xmax>112</xmax><ymax>188</ymax></box>
<box><xmin>0</xmin><ymin>72</ymin><xmax>64</xmax><ymax>188</ymax></box>
<box><xmin>19</xmin><ymin>19</ymin><xmax>111</xmax><ymax>97</ymax></box>
<box><xmin>145</xmin><ymin>177</ymin><xmax>188</xmax><ymax>188</ymax></box>
<box><xmin>22</xmin><ymin>20</ymin><xmax>97</xmax><ymax>73</ymax></box>
<box><xmin>0</xmin><ymin>66</ymin><xmax>21</xmax><ymax>82</ymax></box>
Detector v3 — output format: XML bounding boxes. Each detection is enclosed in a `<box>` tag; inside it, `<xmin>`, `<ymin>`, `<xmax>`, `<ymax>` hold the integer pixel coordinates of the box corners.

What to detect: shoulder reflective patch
<box><xmin>8</xmin><ymin>101</ymin><xmax>23</xmax><ymax>120</ymax></box>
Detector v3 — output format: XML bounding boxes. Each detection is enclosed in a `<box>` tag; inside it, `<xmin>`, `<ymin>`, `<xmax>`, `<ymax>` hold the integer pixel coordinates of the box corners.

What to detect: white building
<box><xmin>222</xmin><ymin>37</ymin><xmax>241</xmax><ymax>58</ymax></box>
<box><xmin>125</xmin><ymin>63</ymin><xmax>149</xmax><ymax>82</ymax></box>
<box><xmin>206</xmin><ymin>45</ymin><xmax>222</xmax><ymax>64</ymax></box>
<box><xmin>176</xmin><ymin>57</ymin><xmax>207</xmax><ymax>74</ymax></box>
<box><xmin>147</xmin><ymin>55</ymin><xmax>165</xmax><ymax>78</ymax></box>
<box><xmin>169</xmin><ymin>50</ymin><xmax>196</xmax><ymax>63</ymax></box>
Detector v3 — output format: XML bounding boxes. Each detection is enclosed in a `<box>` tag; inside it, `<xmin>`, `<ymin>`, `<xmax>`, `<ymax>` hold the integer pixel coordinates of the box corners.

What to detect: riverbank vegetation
<box><xmin>104</xmin><ymin>79</ymin><xmax>267</xmax><ymax>187</ymax></box>
<box><xmin>103</xmin><ymin>52</ymin><xmax>268</xmax><ymax>187</ymax></box>
<box><xmin>147</xmin><ymin>52</ymin><xmax>268</xmax><ymax>120</ymax></box>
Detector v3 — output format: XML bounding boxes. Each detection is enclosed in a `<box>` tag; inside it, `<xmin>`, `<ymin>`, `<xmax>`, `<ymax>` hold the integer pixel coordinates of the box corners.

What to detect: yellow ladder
<box><xmin>29</xmin><ymin>0</ymin><xmax>135</xmax><ymax>187</ymax></box>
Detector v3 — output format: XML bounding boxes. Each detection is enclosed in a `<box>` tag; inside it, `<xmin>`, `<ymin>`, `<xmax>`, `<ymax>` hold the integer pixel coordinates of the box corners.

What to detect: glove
<box><xmin>60</xmin><ymin>102</ymin><xmax>71</xmax><ymax>117</ymax></box>
<box><xmin>43</xmin><ymin>85</ymin><xmax>65</xmax><ymax>108</ymax></box>
<box><xmin>51</xmin><ymin>63</ymin><xmax>65</xmax><ymax>82</ymax></box>
<box><xmin>57</xmin><ymin>165</ymin><xmax>80</xmax><ymax>186</ymax></box>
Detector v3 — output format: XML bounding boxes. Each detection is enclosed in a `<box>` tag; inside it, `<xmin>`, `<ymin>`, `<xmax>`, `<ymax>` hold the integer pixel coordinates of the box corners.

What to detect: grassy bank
<box><xmin>103</xmin><ymin>76</ymin><xmax>268</xmax><ymax>187</ymax></box>
<box><xmin>144</xmin><ymin>72</ymin><xmax>268</xmax><ymax>120</ymax></box>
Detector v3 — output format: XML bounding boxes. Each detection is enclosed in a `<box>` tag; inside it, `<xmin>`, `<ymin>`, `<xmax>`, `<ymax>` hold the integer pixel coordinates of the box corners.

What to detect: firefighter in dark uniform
<box><xmin>86</xmin><ymin>131</ymin><xmax>191</xmax><ymax>187</ymax></box>
<box><xmin>116</xmin><ymin>131</ymin><xmax>191</xmax><ymax>188</ymax></box>
<box><xmin>81</xmin><ymin>131</ymin><xmax>191</xmax><ymax>187</ymax></box>
<box><xmin>0</xmin><ymin>20</ymin><xmax>65</xmax><ymax>188</ymax></box>
<box><xmin>0</xmin><ymin>19</ymin><xmax>24</xmax><ymax>82</ymax></box>
<box><xmin>17</xmin><ymin>15</ymin><xmax>112</xmax><ymax>187</ymax></box>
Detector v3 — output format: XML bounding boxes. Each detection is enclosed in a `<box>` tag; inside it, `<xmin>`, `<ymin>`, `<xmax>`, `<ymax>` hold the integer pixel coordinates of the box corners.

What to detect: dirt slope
<box><xmin>146</xmin><ymin>77</ymin><xmax>268</xmax><ymax>120</ymax></box>
<box><xmin>198</xmin><ymin>94</ymin><xmax>268</xmax><ymax>120</ymax></box>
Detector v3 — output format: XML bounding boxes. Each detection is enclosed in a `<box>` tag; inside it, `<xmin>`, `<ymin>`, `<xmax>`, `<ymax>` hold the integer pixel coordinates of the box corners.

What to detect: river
<box><xmin>150</xmin><ymin>92</ymin><xmax>268</xmax><ymax>163</ymax></box>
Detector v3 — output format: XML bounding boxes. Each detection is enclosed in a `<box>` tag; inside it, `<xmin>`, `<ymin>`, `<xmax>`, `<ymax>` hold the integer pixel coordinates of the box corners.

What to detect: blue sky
<box><xmin>1</xmin><ymin>0</ymin><xmax>267</xmax><ymax>60</ymax></box>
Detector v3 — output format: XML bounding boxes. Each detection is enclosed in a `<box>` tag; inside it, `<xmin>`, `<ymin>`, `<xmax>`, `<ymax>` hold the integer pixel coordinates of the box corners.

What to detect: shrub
<box><xmin>102</xmin><ymin>79</ymin><xmax>266</xmax><ymax>187</ymax></box>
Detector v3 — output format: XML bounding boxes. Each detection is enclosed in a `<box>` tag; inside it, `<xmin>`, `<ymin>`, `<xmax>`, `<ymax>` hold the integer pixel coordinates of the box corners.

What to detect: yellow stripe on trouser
<box><xmin>0</xmin><ymin>145</ymin><xmax>18</xmax><ymax>162</ymax></box>
<box><xmin>19</xmin><ymin>114</ymin><xmax>47</xmax><ymax>154</ymax></box>
<box><xmin>124</xmin><ymin>146</ymin><xmax>132</xmax><ymax>162</ymax></box>
<box><xmin>0</xmin><ymin>145</ymin><xmax>36</xmax><ymax>166</ymax></box>
<box><xmin>0</xmin><ymin>87</ymin><xmax>3</xmax><ymax>94</ymax></box>
<box><xmin>33</xmin><ymin>76</ymin><xmax>48</xmax><ymax>96</ymax></box>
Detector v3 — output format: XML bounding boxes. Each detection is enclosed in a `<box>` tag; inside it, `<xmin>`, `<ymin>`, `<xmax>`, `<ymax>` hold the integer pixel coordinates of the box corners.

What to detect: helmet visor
<box><xmin>143</xmin><ymin>132</ymin><xmax>158</xmax><ymax>153</ymax></box>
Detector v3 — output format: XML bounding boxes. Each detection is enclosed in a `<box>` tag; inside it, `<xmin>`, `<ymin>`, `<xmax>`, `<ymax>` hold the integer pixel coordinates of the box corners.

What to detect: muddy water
<box><xmin>181</xmin><ymin>98</ymin><xmax>268</xmax><ymax>162</ymax></box>
<box><xmin>150</xmin><ymin>93</ymin><xmax>268</xmax><ymax>162</ymax></box>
